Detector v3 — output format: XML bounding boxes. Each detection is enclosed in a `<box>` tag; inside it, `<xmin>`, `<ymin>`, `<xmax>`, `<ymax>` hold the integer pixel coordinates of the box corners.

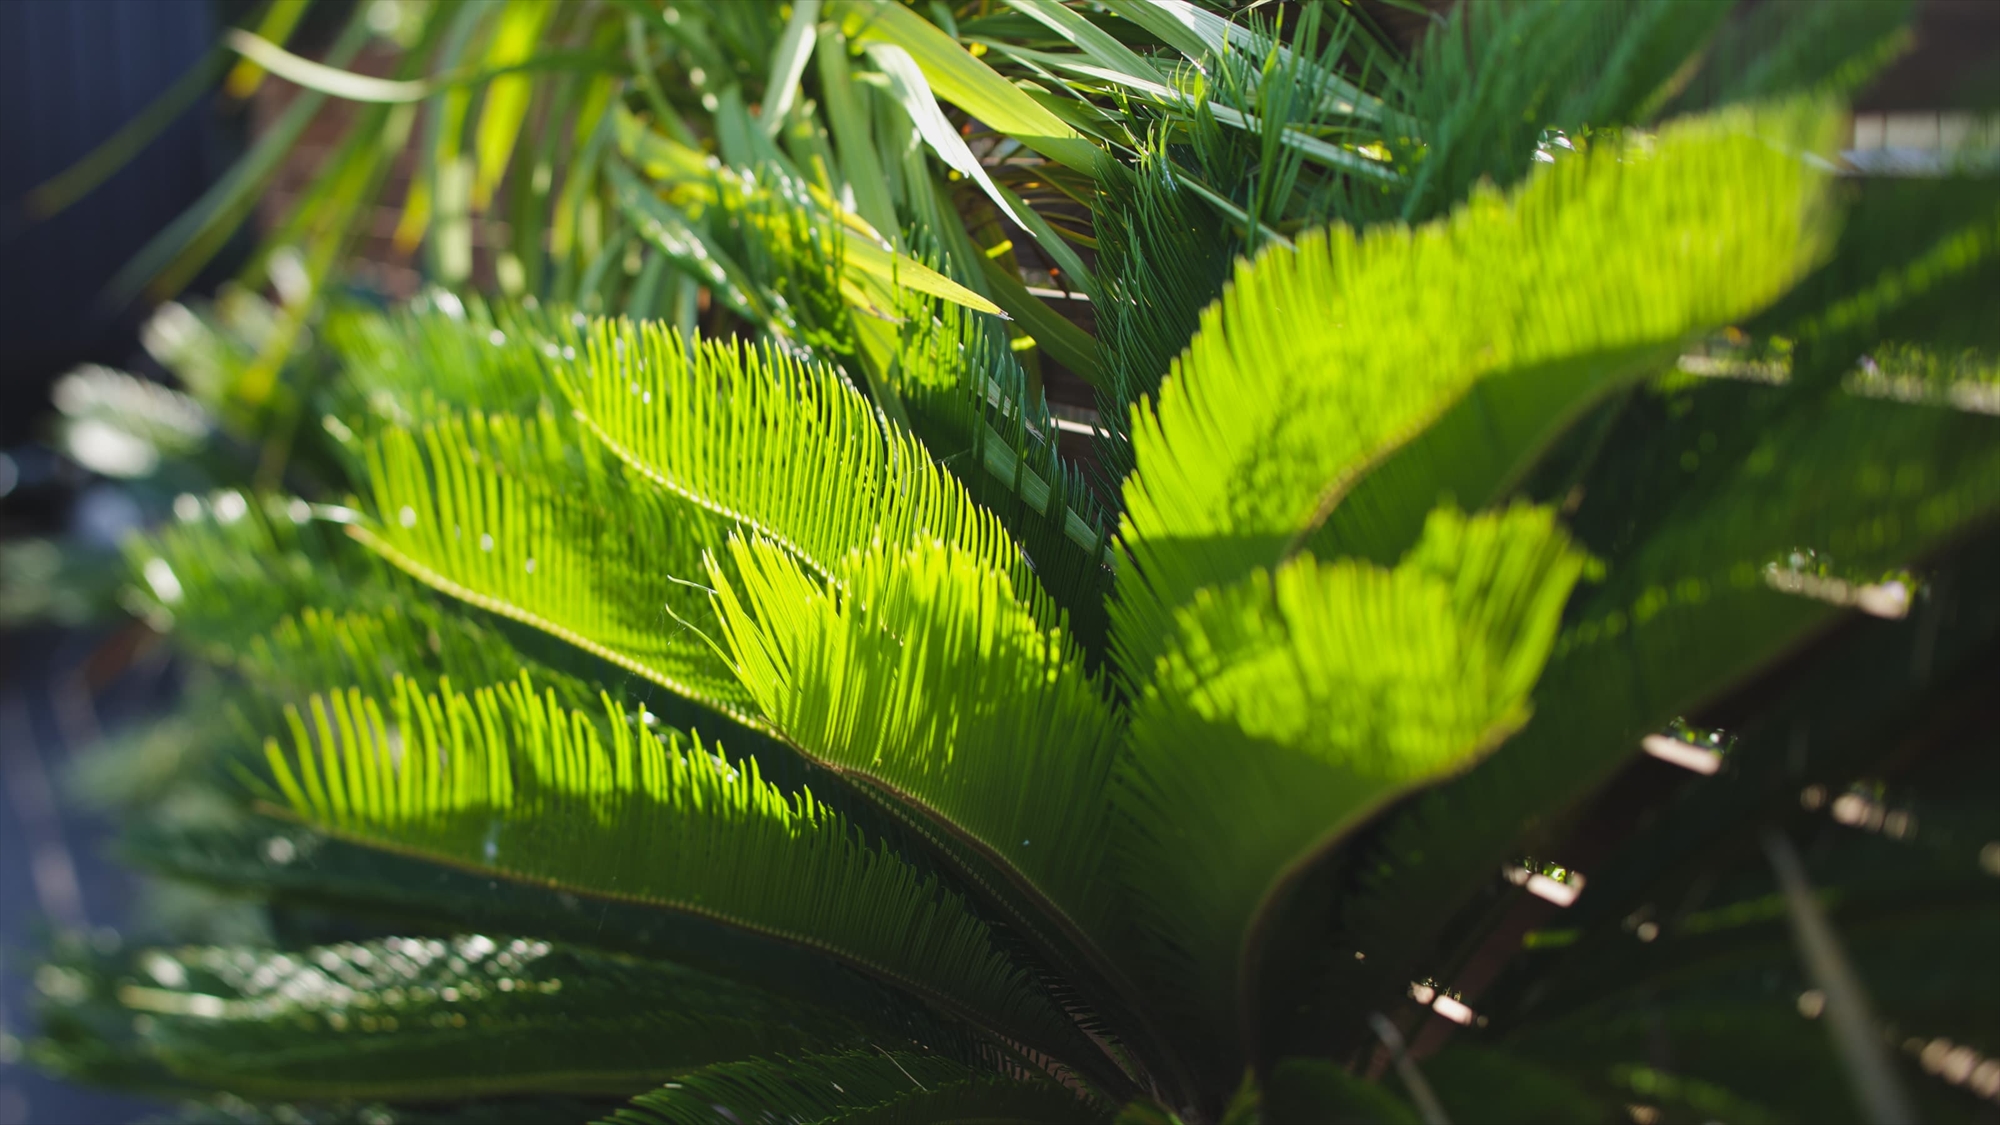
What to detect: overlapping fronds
<box><xmin>354</xmin><ymin>410</ymin><xmax>748</xmax><ymax>721</ymax></box>
<box><xmin>124</xmin><ymin>810</ymin><xmax>1003</xmax><ymax>1073</ymax></box>
<box><xmin>605</xmin><ymin>1050</ymin><xmax>1100</xmax><ymax>1125</ymax></box>
<box><xmin>1114</xmin><ymin>100</ymin><xmax>1839</xmax><ymax>678</ymax></box>
<box><xmin>126</xmin><ymin>491</ymin><xmax>387</xmax><ymax>648</ymax></box>
<box><xmin>889</xmin><ymin>297</ymin><xmax>1115</xmax><ymax>644</ymax></box>
<box><xmin>561</xmin><ymin>317</ymin><xmax>1040</xmax><ymax>608</ymax></box>
<box><xmin>1382</xmin><ymin>0</ymin><xmax>1730</xmax><ymax>224</ymax></box>
<box><xmin>39</xmin><ymin>2</ymin><xmax>2000</xmax><ymax>1121</ymax></box>
<box><xmin>1378</xmin><ymin>0</ymin><xmax>1903</xmax><ymax>229</ymax></box>
<box><xmin>608</xmin><ymin>113</ymin><xmax>1002</xmax><ymax>332</ymax></box>
<box><xmin>1091</xmin><ymin>153</ymin><xmax>1236</xmax><ymax>485</ymax></box>
<box><xmin>710</xmin><ymin>534</ymin><xmax>1122</xmax><ymax>946</ymax></box>
<box><xmin>605</xmin><ymin>157</ymin><xmax>853</xmax><ymax>362</ymax></box>
<box><xmin>1753</xmin><ymin>176</ymin><xmax>2000</xmax><ymax>370</ymax></box>
<box><xmin>322</xmin><ymin>294</ymin><xmax>563</xmax><ymax>429</ymax></box>
<box><xmin>1113</xmin><ymin>504</ymin><xmax>1587</xmax><ymax>1075</ymax></box>
<box><xmin>257</xmin><ymin>671</ymin><xmax>1080</xmax><ymax>1063</ymax></box>
<box><xmin>1315</xmin><ymin>384</ymin><xmax>2000</xmax><ymax>1052</ymax></box>
<box><xmin>85</xmin><ymin>938</ymin><xmax>863</xmax><ymax>1101</ymax></box>
<box><xmin>238</xmin><ymin>603</ymin><xmax>592</xmax><ymax>714</ymax></box>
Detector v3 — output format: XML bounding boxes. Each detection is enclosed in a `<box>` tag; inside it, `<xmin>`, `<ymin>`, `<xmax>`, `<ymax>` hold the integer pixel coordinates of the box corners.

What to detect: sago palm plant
<box><xmin>22</xmin><ymin>1</ymin><xmax>2000</xmax><ymax>1123</ymax></box>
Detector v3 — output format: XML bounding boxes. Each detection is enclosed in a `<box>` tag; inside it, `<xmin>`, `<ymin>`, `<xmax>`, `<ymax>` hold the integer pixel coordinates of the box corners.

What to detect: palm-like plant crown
<box><xmin>23</xmin><ymin>2</ymin><xmax>2000</xmax><ymax>1124</ymax></box>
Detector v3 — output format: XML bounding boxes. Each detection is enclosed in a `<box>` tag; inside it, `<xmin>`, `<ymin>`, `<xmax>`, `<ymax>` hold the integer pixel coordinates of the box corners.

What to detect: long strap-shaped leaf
<box><xmin>609</xmin><ymin>108</ymin><xmax>1005</xmax><ymax>321</ymax></box>
<box><xmin>830</xmin><ymin>0</ymin><xmax>1113</xmax><ymax>183</ymax></box>
<box><xmin>1096</xmin><ymin>0</ymin><xmax>1384</xmax><ymax>121</ymax></box>
<box><xmin>1113</xmin><ymin>100</ymin><xmax>1838</xmax><ymax>680</ymax></box>
<box><xmin>103</xmin><ymin>937</ymin><xmax>863</xmax><ymax>1101</ymax></box>
<box><xmin>1112</xmin><ymin>504</ymin><xmax>1589</xmax><ymax>1083</ymax></box>
<box><xmin>257</xmin><ymin>672</ymin><xmax>1084</xmax><ymax>1068</ymax></box>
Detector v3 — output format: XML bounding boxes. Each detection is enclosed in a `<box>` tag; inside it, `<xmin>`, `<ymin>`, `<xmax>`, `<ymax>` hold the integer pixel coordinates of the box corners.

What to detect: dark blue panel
<box><xmin>0</xmin><ymin>0</ymin><xmax>228</xmax><ymax>444</ymax></box>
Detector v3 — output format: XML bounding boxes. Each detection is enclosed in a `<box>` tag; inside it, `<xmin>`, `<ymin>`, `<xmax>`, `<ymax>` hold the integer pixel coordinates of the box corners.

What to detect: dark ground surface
<box><xmin>1</xmin><ymin>623</ymin><xmax>177</xmax><ymax>1125</ymax></box>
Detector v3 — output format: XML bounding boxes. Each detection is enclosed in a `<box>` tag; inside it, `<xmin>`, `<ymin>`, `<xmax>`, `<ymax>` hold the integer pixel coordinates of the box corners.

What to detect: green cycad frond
<box><xmin>354</xmin><ymin>413</ymin><xmax>750</xmax><ymax>721</ymax></box>
<box><xmin>1317</xmin><ymin>384</ymin><xmax>2000</xmax><ymax>1050</ymax></box>
<box><xmin>560</xmin><ymin>318</ymin><xmax>1037</xmax><ymax>609</ymax></box>
<box><xmin>255</xmin><ymin>671</ymin><xmax>1080</xmax><ymax>1068</ymax></box>
<box><xmin>710</xmin><ymin>534</ymin><xmax>1122</xmax><ymax>947</ymax></box>
<box><xmin>1091</xmin><ymin>153</ymin><xmax>1235</xmax><ymax>487</ymax></box>
<box><xmin>1674</xmin><ymin>0</ymin><xmax>1913</xmax><ymax>113</ymax></box>
<box><xmin>605</xmin><ymin>1050</ymin><xmax>1102</xmax><ymax>1125</ymax></box>
<box><xmin>1113</xmin><ymin>504</ymin><xmax>1588</xmax><ymax>1076</ymax></box>
<box><xmin>1753</xmin><ymin>176</ymin><xmax>2000</xmax><ymax>370</ymax></box>
<box><xmin>126</xmin><ymin>492</ymin><xmax>387</xmax><ymax>648</ymax></box>
<box><xmin>127</xmin><ymin>810</ymin><xmax>1006</xmax><ymax>1076</ymax></box>
<box><xmin>1114</xmin><ymin>100</ymin><xmax>1838</xmax><ymax>680</ymax></box>
<box><xmin>239</xmin><ymin>603</ymin><xmax>586</xmax><ymax>711</ymax></box>
<box><xmin>87</xmin><ymin>937</ymin><xmax>863</xmax><ymax>1101</ymax></box>
<box><xmin>152</xmin><ymin>1096</ymin><xmax>621</xmax><ymax>1125</ymax></box>
<box><xmin>890</xmin><ymin>297</ymin><xmax>1115</xmax><ymax>647</ymax></box>
<box><xmin>323</xmin><ymin>295</ymin><xmax>561</xmax><ymax>430</ymax></box>
<box><xmin>1384</xmin><ymin>0</ymin><xmax>1730</xmax><ymax>224</ymax></box>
